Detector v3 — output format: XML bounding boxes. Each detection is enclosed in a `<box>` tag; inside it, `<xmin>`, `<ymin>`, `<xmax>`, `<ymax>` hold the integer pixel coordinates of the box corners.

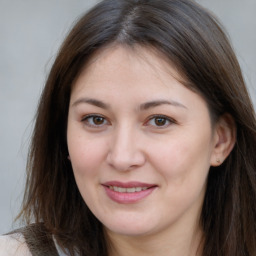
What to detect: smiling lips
<box><xmin>109</xmin><ymin>186</ymin><xmax>148</xmax><ymax>193</ymax></box>
<box><xmin>102</xmin><ymin>181</ymin><xmax>157</xmax><ymax>204</ymax></box>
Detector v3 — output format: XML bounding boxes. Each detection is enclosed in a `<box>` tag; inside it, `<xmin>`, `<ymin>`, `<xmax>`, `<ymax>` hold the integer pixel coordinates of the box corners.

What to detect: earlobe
<box><xmin>210</xmin><ymin>114</ymin><xmax>236</xmax><ymax>167</ymax></box>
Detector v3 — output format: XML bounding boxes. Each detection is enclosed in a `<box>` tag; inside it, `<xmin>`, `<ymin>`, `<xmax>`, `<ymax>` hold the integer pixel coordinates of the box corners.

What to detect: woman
<box><xmin>1</xmin><ymin>0</ymin><xmax>256</xmax><ymax>255</ymax></box>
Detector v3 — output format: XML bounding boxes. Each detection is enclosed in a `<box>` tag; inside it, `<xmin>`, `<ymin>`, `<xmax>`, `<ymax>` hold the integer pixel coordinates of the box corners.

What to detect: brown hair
<box><xmin>19</xmin><ymin>0</ymin><xmax>256</xmax><ymax>255</ymax></box>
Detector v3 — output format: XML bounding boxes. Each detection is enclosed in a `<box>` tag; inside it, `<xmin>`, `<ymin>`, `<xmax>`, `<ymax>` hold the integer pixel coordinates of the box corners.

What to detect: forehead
<box><xmin>72</xmin><ymin>45</ymin><xmax>187</xmax><ymax>93</ymax></box>
<box><xmin>69</xmin><ymin>45</ymin><xmax>210</xmax><ymax>120</ymax></box>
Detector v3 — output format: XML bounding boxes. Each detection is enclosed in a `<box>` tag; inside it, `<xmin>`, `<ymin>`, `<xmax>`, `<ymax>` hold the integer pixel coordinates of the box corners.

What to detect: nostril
<box><xmin>106</xmin><ymin>131</ymin><xmax>146</xmax><ymax>171</ymax></box>
<box><xmin>106</xmin><ymin>150</ymin><xmax>145</xmax><ymax>171</ymax></box>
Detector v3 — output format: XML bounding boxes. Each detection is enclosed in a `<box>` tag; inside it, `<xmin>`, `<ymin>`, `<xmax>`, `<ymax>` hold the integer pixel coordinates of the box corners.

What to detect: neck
<box><xmin>105</xmin><ymin>222</ymin><xmax>203</xmax><ymax>256</ymax></box>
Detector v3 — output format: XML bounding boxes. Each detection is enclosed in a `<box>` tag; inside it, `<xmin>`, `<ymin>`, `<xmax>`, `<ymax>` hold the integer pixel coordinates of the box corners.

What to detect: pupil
<box><xmin>93</xmin><ymin>117</ymin><xmax>104</xmax><ymax>125</ymax></box>
<box><xmin>155</xmin><ymin>117</ymin><xmax>166</xmax><ymax>126</ymax></box>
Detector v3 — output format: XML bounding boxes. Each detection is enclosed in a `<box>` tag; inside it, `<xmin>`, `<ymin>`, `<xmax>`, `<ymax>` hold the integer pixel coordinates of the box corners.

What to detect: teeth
<box><xmin>114</xmin><ymin>186</ymin><xmax>126</xmax><ymax>192</ymax></box>
<box><xmin>109</xmin><ymin>186</ymin><xmax>148</xmax><ymax>193</ymax></box>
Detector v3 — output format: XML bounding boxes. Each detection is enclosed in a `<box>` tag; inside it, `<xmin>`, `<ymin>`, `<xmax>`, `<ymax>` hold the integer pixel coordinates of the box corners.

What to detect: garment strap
<box><xmin>8</xmin><ymin>223</ymin><xmax>59</xmax><ymax>256</ymax></box>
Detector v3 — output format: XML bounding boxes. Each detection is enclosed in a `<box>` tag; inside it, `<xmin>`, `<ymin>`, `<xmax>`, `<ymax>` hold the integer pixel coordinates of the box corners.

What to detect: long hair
<box><xmin>19</xmin><ymin>0</ymin><xmax>256</xmax><ymax>255</ymax></box>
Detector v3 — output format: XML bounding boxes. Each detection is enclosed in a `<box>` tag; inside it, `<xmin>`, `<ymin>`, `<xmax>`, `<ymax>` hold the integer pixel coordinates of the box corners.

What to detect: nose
<box><xmin>106</xmin><ymin>125</ymin><xmax>146</xmax><ymax>171</ymax></box>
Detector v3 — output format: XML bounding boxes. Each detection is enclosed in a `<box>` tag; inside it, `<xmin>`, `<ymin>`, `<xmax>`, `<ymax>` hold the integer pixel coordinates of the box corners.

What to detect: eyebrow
<box><xmin>71</xmin><ymin>97</ymin><xmax>187</xmax><ymax>110</ymax></box>
<box><xmin>71</xmin><ymin>98</ymin><xmax>110</xmax><ymax>109</ymax></box>
<box><xmin>139</xmin><ymin>100</ymin><xmax>187</xmax><ymax>110</ymax></box>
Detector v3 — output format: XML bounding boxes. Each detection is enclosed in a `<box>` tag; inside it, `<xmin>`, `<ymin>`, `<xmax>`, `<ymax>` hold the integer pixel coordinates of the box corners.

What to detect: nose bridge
<box><xmin>107</xmin><ymin>122</ymin><xmax>145</xmax><ymax>171</ymax></box>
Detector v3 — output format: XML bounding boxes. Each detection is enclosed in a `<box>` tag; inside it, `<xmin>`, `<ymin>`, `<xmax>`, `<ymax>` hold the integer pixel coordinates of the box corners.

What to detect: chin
<box><xmin>102</xmin><ymin>217</ymin><xmax>159</xmax><ymax>238</ymax></box>
<box><xmin>106</xmin><ymin>226</ymin><xmax>153</xmax><ymax>237</ymax></box>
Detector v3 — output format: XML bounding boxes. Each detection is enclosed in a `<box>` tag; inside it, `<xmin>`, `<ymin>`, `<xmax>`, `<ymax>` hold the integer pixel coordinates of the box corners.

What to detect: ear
<box><xmin>210</xmin><ymin>113</ymin><xmax>236</xmax><ymax>166</ymax></box>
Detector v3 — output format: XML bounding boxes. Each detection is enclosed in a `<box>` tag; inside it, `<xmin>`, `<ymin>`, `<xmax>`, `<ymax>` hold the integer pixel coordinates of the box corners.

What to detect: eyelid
<box><xmin>81</xmin><ymin>114</ymin><xmax>110</xmax><ymax>128</ymax></box>
<box><xmin>80</xmin><ymin>113</ymin><xmax>176</xmax><ymax>129</ymax></box>
<box><xmin>145</xmin><ymin>114</ymin><xmax>177</xmax><ymax>128</ymax></box>
<box><xmin>81</xmin><ymin>113</ymin><xmax>102</xmax><ymax>121</ymax></box>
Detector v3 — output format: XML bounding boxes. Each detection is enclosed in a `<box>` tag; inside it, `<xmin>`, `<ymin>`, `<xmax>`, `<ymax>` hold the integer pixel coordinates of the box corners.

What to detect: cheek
<box><xmin>68</xmin><ymin>133</ymin><xmax>107</xmax><ymax>178</ymax></box>
<box><xmin>150</xmin><ymin>134</ymin><xmax>212</xmax><ymax>212</ymax></box>
<box><xmin>149</xmin><ymin>131</ymin><xmax>213</xmax><ymax>182</ymax></box>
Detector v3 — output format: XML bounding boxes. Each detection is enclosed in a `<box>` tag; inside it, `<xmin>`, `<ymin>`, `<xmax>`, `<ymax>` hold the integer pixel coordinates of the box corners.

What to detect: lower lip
<box><xmin>103</xmin><ymin>186</ymin><xmax>156</xmax><ymax>204</ymax></box>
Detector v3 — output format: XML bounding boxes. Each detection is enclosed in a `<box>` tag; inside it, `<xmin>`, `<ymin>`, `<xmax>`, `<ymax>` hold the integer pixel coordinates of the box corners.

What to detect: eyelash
<box><xmin>81</xmin><ymin>114</ymin><xmax>176</xmax><ymax>129</ymax></box>
<box><xmin>81</xmin><ymin>114</ymin><xmax>110</xmax><ymax>128</ymax></box>
<box><xmin>145</xmin><ymin>115</ymin><xmax>176</xmax><ymax>128</ymax></box>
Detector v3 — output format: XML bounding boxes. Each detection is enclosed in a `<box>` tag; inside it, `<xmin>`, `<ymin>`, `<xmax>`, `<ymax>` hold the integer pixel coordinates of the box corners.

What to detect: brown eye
<box><xmin>82</xmin><ymin>115</ymin><xmax>108</xmax><ymax>127</ymax></box>
<box><xmin>154</xmin><ymin>117</ymin><xmax>167</xmax><ymax>126</ymax></box>
<box><xmin>146</xmin><ymin>115</ymin><xmax>175</xmax><ymax>128</ymax></box>
<box><xmin>93</xmin><ymin>116</ymin><xmax>105</xmax><ymax>125</ymax></box>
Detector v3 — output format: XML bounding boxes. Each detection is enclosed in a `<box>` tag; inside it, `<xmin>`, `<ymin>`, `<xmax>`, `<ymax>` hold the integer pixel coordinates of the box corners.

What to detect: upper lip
<box><xmin>102</xmin><ymin>181</ymin><xmax>157</xmax><ymax>188</ymax></box>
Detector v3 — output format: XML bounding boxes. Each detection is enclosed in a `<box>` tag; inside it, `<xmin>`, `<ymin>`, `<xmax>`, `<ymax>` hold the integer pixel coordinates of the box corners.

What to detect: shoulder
<box><xmin>0</xmin><ymin>233</ymin><xmax>31</xmax><ymax>256</ymax></box>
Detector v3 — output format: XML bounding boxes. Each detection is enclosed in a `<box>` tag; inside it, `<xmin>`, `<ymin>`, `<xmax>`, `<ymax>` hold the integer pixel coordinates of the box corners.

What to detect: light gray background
<box><xmin>0</xmin><ymin>0</ymin><xmax>255</xmax><ymax>234</ymax></box>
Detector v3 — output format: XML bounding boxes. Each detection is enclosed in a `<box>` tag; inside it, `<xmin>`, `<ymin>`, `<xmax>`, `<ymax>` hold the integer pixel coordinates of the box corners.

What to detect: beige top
<box><xmin>0</xmin><ymin>233</ymin><xmax>31</xmax><ymax>256</ymax></box>
<box><xmin>0</xmin><ymin>233</ymin><xmax>70</xmax><ymax>256</ymax></box>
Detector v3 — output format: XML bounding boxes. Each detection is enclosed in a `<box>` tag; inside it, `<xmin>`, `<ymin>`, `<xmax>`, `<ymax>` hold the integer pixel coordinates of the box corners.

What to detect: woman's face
<box><xmin>67</xmin><ymin>46</ymin><xmax>219</xmax><ymax>238</ymax></box>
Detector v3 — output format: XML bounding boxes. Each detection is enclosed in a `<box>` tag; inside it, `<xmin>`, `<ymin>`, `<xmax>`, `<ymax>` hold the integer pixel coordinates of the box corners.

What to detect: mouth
<box><xmin>102</xmin><ymin>181</ymin><xmax>157</xmax><ymax>204</ymax></box>
<box><xmin>108</xmin><ymin>186</ymin><xmax>149</xmax><ymax>193</ymax></box>
<box><xmin>103</xmin><ymin>181</ymin><xmax>157</xmax><ymax>192</ymax></box>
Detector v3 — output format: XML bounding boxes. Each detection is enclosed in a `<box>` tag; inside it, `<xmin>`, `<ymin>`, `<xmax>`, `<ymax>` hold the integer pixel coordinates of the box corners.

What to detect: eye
<box><xmin>81</xmin><ymin>114</ymin><xmax>109</xmax><ymax>128</ymax></box>
<box><xmin>146</xmin><ymin>115</ymin><xmax>176</xmax><ymax>128</ymax></box>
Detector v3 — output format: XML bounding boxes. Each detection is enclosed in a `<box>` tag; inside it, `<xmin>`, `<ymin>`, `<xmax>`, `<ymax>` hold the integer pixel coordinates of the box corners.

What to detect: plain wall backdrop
<box><xmin>0</xmin><ymin>0</ymin><xmax>255</xmax><ymax>234</ymax></box>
